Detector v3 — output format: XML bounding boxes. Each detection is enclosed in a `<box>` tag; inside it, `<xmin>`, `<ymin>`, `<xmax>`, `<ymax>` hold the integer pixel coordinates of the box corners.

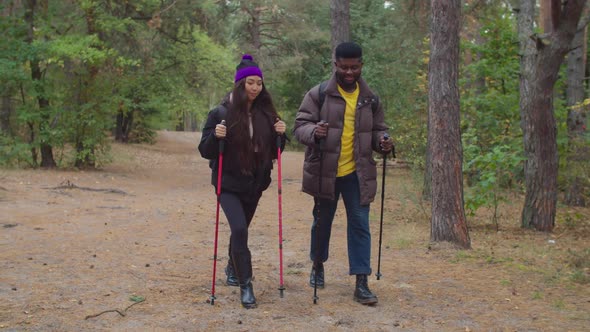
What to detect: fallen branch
<box><xmin>49</xmin><ymin>180</ymin><xmax>127</xmax><ymax>195</ymax></box>
<box><xmin>84</xmin><ymin>298</ymin><xmax>145</xmax><ymax>320</ymax></box>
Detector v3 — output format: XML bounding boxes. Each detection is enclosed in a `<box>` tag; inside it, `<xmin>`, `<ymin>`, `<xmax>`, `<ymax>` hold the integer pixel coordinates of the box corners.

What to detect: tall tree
<box><xmin>517</xmin><ymin>0</ymin><xmax>586</xmax><ymax>231</ymax></box>
<box><xmin>330</xmin><ymin>0</ymin><xmax>350</xmax><ymax>51</ymax></box>
<box><xmin>24</xmin><ymin>0</ymin><xmax>56</xmax><ymax>168</ymax></box>
<box><xmin>428</xmin><ymin>0</ymin><xmax>470</xmax><ymax>248</ymax></box>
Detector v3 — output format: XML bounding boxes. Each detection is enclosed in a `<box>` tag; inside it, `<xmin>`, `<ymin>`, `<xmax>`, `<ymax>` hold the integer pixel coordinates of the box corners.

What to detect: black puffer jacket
<box><xmin>198</xmin><ymin>101</ymin><xmax>286</xmax><ymax>196</ymax></box>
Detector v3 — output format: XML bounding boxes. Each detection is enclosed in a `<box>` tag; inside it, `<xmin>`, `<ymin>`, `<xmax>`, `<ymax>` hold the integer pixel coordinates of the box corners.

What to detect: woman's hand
<box><xmin>215</xmin><ymin>122</ymin><xmax>226</xmax><ymax>139</ymax></box>
<box><xmin>274</xmin><ymin>119</ymin><xmax>286</xmax><ymax>135</ymax></box>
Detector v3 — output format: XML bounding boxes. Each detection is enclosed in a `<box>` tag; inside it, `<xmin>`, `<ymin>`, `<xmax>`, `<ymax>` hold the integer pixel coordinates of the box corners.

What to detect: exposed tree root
<box><xmin>49</xmin><ymin>180</ymin><xmax>128</xmax><ymax>195</ymax></box>
<box><xmin>84</xmin><ymin>298</ymin><xmax>145</xmax><ymax>320</ymax></box>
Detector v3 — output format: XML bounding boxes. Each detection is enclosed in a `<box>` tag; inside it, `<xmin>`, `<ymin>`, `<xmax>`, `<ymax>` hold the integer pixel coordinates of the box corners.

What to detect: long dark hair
<box><xmin>226</xmin><ymin>78</ymin><xmax>279</xmax><ymax>174</ymax></box>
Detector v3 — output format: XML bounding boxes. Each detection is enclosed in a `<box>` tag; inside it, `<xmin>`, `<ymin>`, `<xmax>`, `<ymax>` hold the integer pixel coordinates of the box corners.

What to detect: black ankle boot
<box><xmin>232</xmin><ymin>252</ymin><xmax>257</xmax><ymax>309</ymax></box>
<box><xmin>239</xmin><ymin>280</ymin><xmax>257</xmax><ymax>309</ymax></box>
<box><xmin>225</xmin><ymin>259</ymin><xmax>239</xmax><ymax>287</ymax></box>
<box><xmin>353</xmin><ymin>274</ymin><xmax>378</xmax><ymax>305</ymax></box>
<box><xmin>309</xmin><ymin>262</ymin><xmax>325</xmax><ymax>289</ymax></box>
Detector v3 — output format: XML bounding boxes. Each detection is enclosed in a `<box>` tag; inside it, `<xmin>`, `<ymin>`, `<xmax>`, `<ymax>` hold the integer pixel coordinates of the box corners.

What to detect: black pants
<box><xmin>220</xmin><ymin>191</ymin><xmax>262</xmax><ymax>260</ymax></box>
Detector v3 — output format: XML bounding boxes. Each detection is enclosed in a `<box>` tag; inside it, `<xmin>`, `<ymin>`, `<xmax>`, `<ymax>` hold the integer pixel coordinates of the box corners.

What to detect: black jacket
<box><xmin>198</xmin><ymin>102</ymin><xmax>286</xmax><ymax>196</ymax></box>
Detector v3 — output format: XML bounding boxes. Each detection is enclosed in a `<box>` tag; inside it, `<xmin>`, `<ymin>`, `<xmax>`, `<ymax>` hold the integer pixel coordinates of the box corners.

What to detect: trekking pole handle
<box><xmin>317</xmin><ymin>120</ymin><xmax>327</xmax><ymax>150</ymax></box>
<box><xmin>219</xmin><ymin>120</ymin><xmax>226</xmax><ymax>153</ymax></box>
<box><xmin>381</xmin><ymin>133</ymin><xmax>396</xmax><ymax>159</ymax></box>
<box><xmin>276</xmin><ymin>118</ymin><xmax>283</xmax><ymax>148</ymax></box>
<box><xmin>381</xmin><ymin>133</ymin><xmax>390</xmax><ymax>156</ymax></box>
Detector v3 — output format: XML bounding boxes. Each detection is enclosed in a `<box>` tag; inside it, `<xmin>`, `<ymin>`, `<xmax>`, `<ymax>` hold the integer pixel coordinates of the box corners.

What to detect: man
<box><xmin>293</xmin><ymin>41</ymin><xmax>393</xmax><ymax>305</ymax></box>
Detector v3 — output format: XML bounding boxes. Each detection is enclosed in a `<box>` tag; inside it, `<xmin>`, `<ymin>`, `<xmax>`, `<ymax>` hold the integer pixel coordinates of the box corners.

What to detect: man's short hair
<box><xmin>335</xmin><ymin>42</ymin><xmax>363</xmax><ymax>60</ymax></box>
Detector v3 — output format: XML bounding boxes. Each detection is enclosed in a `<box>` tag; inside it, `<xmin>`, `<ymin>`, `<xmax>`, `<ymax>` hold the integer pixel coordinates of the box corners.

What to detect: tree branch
<box><xmin>156</xmin><ymin>27</ymin><xmax>191</xmax><ymax>45</ymax></box>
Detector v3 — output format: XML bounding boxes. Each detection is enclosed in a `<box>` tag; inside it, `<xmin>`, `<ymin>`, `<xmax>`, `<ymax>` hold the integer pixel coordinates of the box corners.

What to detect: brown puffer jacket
<box><xmin>293</xmin><ymin>75</ymin><xmax>389</xmax><ymax>205</ymax></box>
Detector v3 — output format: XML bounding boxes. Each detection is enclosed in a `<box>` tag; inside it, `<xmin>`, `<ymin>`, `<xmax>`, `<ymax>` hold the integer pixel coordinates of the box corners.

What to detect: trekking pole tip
<box><xmin>376</xmin><ymin>272</ymin><xmax>382</xmax><ymax>280</ymax></box>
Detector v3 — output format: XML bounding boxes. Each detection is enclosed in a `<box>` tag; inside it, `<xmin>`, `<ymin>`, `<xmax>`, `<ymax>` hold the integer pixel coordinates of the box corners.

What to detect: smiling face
<box><xmin>335</xmin><ymin>57</ymin><xmax>363</xmax><ymax>91</ymax></box>
<box><xmin>244</xmin><ymin>75</ymin><xmax>263</xmax><ymax>103</ymax></box>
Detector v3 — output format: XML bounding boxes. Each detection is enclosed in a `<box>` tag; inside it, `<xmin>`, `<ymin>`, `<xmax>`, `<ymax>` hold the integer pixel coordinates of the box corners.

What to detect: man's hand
<box><xmin>380</xmin><ymin>134</ymin><xmax>393</xmax><ymax>153</ymax></box>
<box><xmin>314</xmin><ymin>121</ymin><xmax>329</xmax><ymax>140</ymax></box>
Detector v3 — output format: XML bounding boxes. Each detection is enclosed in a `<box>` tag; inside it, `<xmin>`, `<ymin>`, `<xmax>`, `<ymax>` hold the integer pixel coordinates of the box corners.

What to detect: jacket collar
<box><xmin>324</xmin><ymin>74</ymin><xmax>375</xmax><ymax>99</ymax></box>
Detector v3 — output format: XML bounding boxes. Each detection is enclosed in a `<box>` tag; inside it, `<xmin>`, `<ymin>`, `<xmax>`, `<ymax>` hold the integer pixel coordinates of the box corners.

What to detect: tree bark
<box><xmin>330</xmin><ymin>0</ymin><xmax>350</xmax><ymax>52</ymax></box>
<box><xmin>539</xmin><ymin>0</ymin><xmax>554</xmax><ymax>32</ymax></box>
<box><xmin>428</xmin><ymin>0</ymin><xmax>470</xmax><ymax>248</ymax></box>
<box><xmin>564</xmin><ymin>13</ymin><xmax>589</xmax><ymax>207</ymax></box>
<box><xmin>517</xmin><ymin>0</ymin><xmax>586</xmax><ymax>231</ymax></box>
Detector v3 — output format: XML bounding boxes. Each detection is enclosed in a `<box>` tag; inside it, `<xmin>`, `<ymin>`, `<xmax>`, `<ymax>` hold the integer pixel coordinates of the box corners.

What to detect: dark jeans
<box><xmin>310</xmin><ymin>171</ymin><xmax>372</xmax><ymax>275</ymax></box>
<box><xmin>220</xmin><ymin>191</ymin><xmax>262</xmax><ymax>258</ymax></box>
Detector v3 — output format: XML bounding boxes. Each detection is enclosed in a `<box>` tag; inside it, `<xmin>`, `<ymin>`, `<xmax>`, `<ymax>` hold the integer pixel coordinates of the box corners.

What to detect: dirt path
<box><xmin>1</xmin><ymin>131</ymin><xmax>588</xmax><ymax>331</ymax></box>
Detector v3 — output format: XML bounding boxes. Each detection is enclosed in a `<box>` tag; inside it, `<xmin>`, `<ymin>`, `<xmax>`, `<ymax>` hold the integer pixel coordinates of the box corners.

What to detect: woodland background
<box><xmin>1</xmin><ymin>1</ymin><xmax>589</xmax><ymax>241</ymax></box>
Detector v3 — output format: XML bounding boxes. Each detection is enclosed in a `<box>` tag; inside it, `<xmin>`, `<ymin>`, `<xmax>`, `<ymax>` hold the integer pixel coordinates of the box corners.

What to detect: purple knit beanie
<box><xmin>234</xmin><ymin>54</ymin><xmax>263</xmax><ymax>82</ymax></box>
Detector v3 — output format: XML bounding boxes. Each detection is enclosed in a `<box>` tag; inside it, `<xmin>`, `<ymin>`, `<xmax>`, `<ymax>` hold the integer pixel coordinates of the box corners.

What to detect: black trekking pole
<box><xmin>313</xmin><ymin>121</ymin><xmax>326</xmax><ymax>304</ymax></box>
<box><xmin>276</xmin><ymin>133</ymin><xmax>285</xmax><ymax>298</ymax></box>
<box><xmin>210</xmin><ymin>120</ymin><xmax>226</xmax><ymax>305</ymax></box>
<box><xmin>376</xmin><ymin>133</ymin><xmax>391</xmax><ymax>281</ymax></box>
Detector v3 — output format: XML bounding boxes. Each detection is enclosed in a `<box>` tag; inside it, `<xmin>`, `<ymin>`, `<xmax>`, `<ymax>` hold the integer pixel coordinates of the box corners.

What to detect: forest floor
<box><xmin>1</xmin><ymin>131</ymin><xmax>589</xmax><ymax>332</ymax></box>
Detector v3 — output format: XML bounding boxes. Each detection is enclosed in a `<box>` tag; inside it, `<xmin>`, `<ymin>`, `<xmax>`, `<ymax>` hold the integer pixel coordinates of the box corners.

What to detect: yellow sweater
<box><xmin>337</xmin><ymin>84</ymin><xmax>359</xmax><ymax>177</ymax></box>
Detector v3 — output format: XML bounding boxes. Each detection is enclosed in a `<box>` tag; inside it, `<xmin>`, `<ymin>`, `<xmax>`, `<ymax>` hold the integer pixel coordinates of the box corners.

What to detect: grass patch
<box><xmin>395</xmin><ymin>238</ymin><xmax>414</xmax><ymax>249</ymax></box>
<box><xmin>449</xmin><ymin>250</ymin><xmax>475</xmax><ymax>263</ymax></box>
<box><xmin>285</xmin><ymin>269</ymin><xmax>303</xmax><ymax>276</ymax></box>
<box><xmin>531</xmin><ymin>291</ymin><xmax>543</xmax><ymax>300</ymax></box>
<box><xmin>552</xmin><ymin>299</ymin><xmax>566</xmax><ymax>310</ymax></box>
<box><xmin>570</xmin><ymin>269</ymin><xmax>590</xmax><ymax>284</ymax></box>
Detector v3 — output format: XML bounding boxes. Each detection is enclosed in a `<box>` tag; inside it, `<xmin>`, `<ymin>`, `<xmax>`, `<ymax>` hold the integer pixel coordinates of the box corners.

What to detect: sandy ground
<box><xmin>0</xmin><ymin>131</ymin><xmax>589</xmax><ymax>331</ymax></box>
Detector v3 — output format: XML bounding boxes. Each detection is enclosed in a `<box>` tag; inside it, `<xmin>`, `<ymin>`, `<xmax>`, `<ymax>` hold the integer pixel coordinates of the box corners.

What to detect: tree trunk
<box><xmin>423</xmin><ymin>116</ymin><xmax>432</xmax><ymax>201</ymax></box>
<box><xmin>24</xmin><ymin>0</ymin><xmax>56</xmax><ymax>168</ymax></box>
<box><xmin>517</xmin><ymin>0</ymin><xmax>586</xmax><ymax>231</ymax></box>
<box><xmin>1</xmin><ymin>5</ymin><xmax>14</xmax><ymax>135</ymax></box>
<box><xmin>539</xmin><ymin>0</ymin><xmax>555</xmax><ymax>32</ymax></box>
<box><xmin>330</xmin><ymin>0</ymin><xmax>350</xmax><ymax>52</ymax></box>
<box><xmin>115</xmin><ymin>110</ymin><xmax>133</xmax><ymax>143</ymax></box>
<box><xmin>27</xmin><ymin>121</ymin><xmax>38</xmax><ymax>168</ymax></box>
<box><xmin>428</xmin><ymin>0</ymin><xmax>470</xmax><ymax>249</ymax></box>
<box><xmin>75</xmin><ymin>5</ymin><xmax>100</xmax><ymax>168</ymax></box>
<box><xmin>1</xmin><ymin>95</ymin><xmax>11</xmax><ymax>135</ymax></box>
<box><xmin>242</xmin><ymin>3</ymin><xmax>263</xmax><ymax>52</ymax></box>
<box><xmin>564</xmin><ymin>19</ymin><xmax>588</xmax><ymax>207</ymax></box>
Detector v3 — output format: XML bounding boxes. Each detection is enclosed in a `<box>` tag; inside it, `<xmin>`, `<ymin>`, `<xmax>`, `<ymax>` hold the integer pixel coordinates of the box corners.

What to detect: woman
<box><xmin>198</xmin><ymin>54</ymin><xmax>286</xmax><ymax>309</ymax></box>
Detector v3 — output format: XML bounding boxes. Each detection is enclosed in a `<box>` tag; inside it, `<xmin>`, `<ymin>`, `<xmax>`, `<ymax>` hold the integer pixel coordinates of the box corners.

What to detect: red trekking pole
<box><xmin>276</xmin><ymin>134</ymin><xmax>285</xmax><ymax>298</ymax></box>
<box><xmin>210</xmin><ymin>120</ymin><xmax>225</xmax><ymax>305</ymax></box>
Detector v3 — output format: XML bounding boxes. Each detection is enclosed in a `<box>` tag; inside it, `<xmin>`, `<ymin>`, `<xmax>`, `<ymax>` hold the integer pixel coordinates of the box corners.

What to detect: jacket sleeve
<box><xmin>293</xmin><ymin>86</ymin><xmax>321</xmax><ymax>147</ymax></box>
<box><xmin>198</xmin><ymin>107</ymin><xmax>223</xmax><ymax>160</ymax></box>
<box><xmin>371</xmin><ymin>98</ymin><xmax>390</xmax><ymax>153</ymax></box>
